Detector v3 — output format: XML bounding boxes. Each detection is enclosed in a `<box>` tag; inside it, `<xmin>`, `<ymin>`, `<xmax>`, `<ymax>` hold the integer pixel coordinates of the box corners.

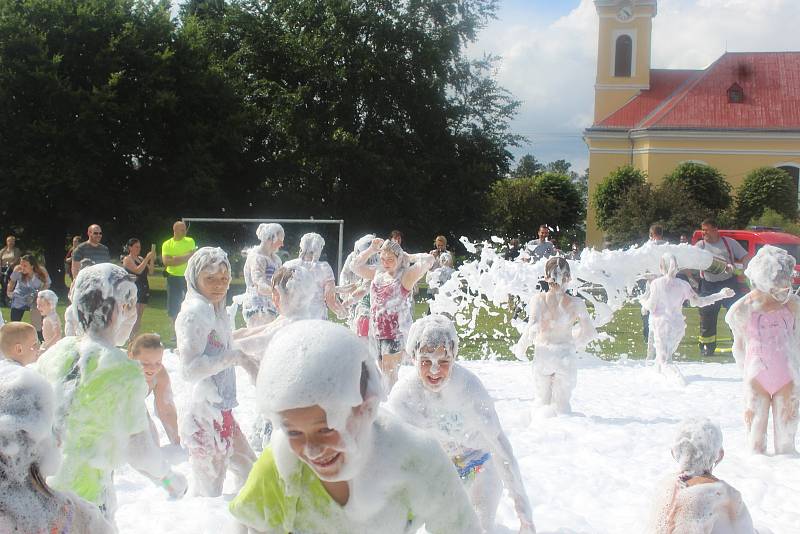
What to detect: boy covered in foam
<box><xmin>514</xmin><ymin>257</ymin><xmax>597</xmax><ymax>415</ymax></box>
<box><xmin>36</xmin><ymin>288</ymin><xmax>62</xmax><ymax>352</ymax></box>
<box><xmin>640</xmin><ymin>253</ymin><xmax>734</xmax><ymax>385</ymax></box>
<box><xmin>725</xmin><ymin>245</ymin><xmax>799</xmax><ymax>454</ymax></box>
<box><xmin>176</xmin><ymin>247</ymin><xmax>258</xmax><ymax>497</ymax></box>
<box><xmin>387</xmin><ymin>315</ymin><xmax>536</xmax><ymax>534</ymax></box>
<box><xmin>241</xmin><ymin>223</ymin><xmax>284</xmax><ymax>328</ymax></box>
<box><xmin>0</xmin><ymin>321</ymin><xmax>40</xmax><ymax>365</ymax></box>
<box><xmin>0</xmin><ymin>362</ymin><xmax>114</xmax><ymax>533</ymax></box>
<box><xmin>228</xmin><ymin>320</ymin><xmax>481</xmax><ymax>534</ymax></box>
<box><xmin>283</xmin><ymin>232</ymin><xmax>346</xmax><ymax>321</ymax></box>
<box><xmin>647</xmin><ymin>418</ymin><xmax>758</xmax><ymax>534</ymax></box>
<box><xmin>35</xmin><ymin>264</ymin><xmax>186</xmax><ymax>519</ymax></box>
<box><xmin>128</xmin><ymin>333</ymin><xmax>180</xmax><ymax>447</ymax></box>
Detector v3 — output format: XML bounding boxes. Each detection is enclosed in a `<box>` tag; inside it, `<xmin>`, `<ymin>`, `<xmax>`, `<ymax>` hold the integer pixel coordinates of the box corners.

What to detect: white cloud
<box><xmin>471</xmin><ymin>0</ymin><xmax>800</xmax><ymax>171</ymax></box>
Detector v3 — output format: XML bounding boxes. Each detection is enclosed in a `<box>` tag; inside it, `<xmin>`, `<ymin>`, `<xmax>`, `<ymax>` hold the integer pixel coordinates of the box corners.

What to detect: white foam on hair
<box><xmin>406</xmin><ymin>314</ymin><xmax>459</xmax><ymax>360</ymax></box>
<box><xmin>37</xmin><ymin>289</ymin><xmax>58</xmax><ymax>307</ymax></box>
<box><xmin>184</xmin><ymin>247</ymin><xmax>230</xmax><ymax>306</ymax></box>
<box><xmin>277</xmin><ymin>266</ymin><xmax>317</xmax><ymax>318</ymax></box>
<box><xmin>256</xmin><ymin>223</ymin><xmax>284</xmax><ymax>244</ymax></box>
<box><xmin>671</xmin><ymin>417</ymin><xmax>723</xmax><ymax>477</ymax></box>
<box><xmin>659</xmin><ymin>253</ymin><xmax>679</xmax><ymax>278</ymax></box>
<box><xmin>299</xmin><ymin>233</ymin><xmax>325</xmax><ymax>261</ymax></box>
<box><xmin>744</xmin><ymin>244</ymin><xmax>795</xmax><ymax>294</ymax></box>
<box><xmin>72</xmin><ymin>263</ymin><xmax>137</xmax><ymax>335</ymax></box>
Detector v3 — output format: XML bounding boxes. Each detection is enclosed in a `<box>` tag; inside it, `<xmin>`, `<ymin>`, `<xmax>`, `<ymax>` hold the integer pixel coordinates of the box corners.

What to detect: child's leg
<box><xmin>380</xmin><ymin>350</ymin><xmax>403</xmax><ymax>391</ymax></box>
<box><xmin>190</xmin><ymin>452</ymin><xmax>227</xmax><ymax>497</ymax></box>
<box><xmin>744</xmin><ymin>380</ymin><xmax>771</xmax><ymax>454</ymax></box>
<box><xmin>772</xmin><ymin>382</ymin><xmax>798</xmax><ymax>455</ymax></box>
<box><xmin>466</xmin><ymin>459</ymin><xmax>502</xmax><ymax>534</ymax></box>
<box><xmin>532</xmin><ymin>365</ymin><xmax>553</xmax><ymax>407</ymax></box>
<box><xmin>551</xmin><ymin>363</ymin><xmax>577</xmax><ymax>414</ymax></box>
<box><xmin>229</xmin><ymin>424</ymin><xmax>257</xmax><ymax>490</ymax></box>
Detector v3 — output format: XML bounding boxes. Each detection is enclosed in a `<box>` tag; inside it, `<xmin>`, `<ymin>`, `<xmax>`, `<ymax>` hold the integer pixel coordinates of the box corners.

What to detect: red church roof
<box><xmin>594</xmin><ymin>52</ymin><xmax>800</xmax><ymax>131</ymax></box>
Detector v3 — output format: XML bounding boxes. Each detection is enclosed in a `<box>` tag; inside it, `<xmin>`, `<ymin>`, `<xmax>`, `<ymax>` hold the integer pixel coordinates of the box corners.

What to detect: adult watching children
<box><xmin>71</xmin><ymin>224</ymin><xmax>111</xmax><ymax>279</ymax></box>
<box><xmin>162</xmin><ymin>221</ymin><xmax>196</xmax><ymax>333</ymax></box>
<box><xmin>1</xmin><ymin>235</ymin><xmax>22</xmax><ymax>306</ymax></box>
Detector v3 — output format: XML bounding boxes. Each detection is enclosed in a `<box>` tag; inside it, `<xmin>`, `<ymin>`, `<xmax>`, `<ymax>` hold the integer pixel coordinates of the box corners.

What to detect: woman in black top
<box><xmin>122</xmin><ymin>238</ymin><xmax>155</xmax><ymax>342</ymax></box>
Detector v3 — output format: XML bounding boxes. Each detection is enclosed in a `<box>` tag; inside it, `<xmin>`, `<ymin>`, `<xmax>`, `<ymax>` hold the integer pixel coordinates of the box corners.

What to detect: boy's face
<box><xmin>379</xmin><ymin>250</ymin><xmax>398</xmax><ymax>273</ymax></box>
<box><xmin>130</xmin><ymin>347</ymin><xmax>164</xmax><ymax>382</ymax></box>
<box><xmin>281</xmin><ymin>404</ymin><xmax>347</xmax><ymax>481</ymax></box>
<box><xmin>36</xmin><ymin>296</ymin><xmax>53</xmax><ymax>315</ymax></box>
<box><xmin>416</xmin><ymin>345</ymin><xmax>453</xmax><ymax>392</ymax></box>
<box><xmin>16</xmin><ymin>331</ymin><xmax>40</xmax><ymax>365</ymax></box>
<box><xmin>197</xmin><ymin>267</ymin><xmax>231</xmax><ymax>305</ymax></box>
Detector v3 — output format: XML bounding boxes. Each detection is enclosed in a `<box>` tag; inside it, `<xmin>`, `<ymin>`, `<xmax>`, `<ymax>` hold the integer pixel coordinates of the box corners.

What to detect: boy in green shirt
<box><xmin>228</xmin><ymin>320</ymin><xmax>480</xmax><ymax>534</ymax></box>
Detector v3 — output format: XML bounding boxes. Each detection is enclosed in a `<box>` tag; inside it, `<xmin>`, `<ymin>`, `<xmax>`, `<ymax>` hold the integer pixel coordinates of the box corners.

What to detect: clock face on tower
<box><xmin>617</xmin><ymin>4</ymin><xmax>633</xmax><ymax>21</ymax></box>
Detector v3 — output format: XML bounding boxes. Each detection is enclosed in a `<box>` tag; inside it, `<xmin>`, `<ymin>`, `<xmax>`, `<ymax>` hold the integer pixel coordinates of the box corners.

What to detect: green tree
<box><xmin>545</xmin><ymin>159</ymin><xmax>571</xmax><ymax>175</ymax></box>
<box><xmin>511</xmin><ymin>154</ymin><xmax>544</xmax><ymax>178</ymax></box>
<box><xmin>592</xmin><ymin>165</ymin><xmax>647</xmax><ymax>230</ymax></box>
<box><xmin>734</xmin><ymin>167</ymin><xmax>798</xmax><ymax>226</ymax></box>
<box><xmin>487</xmin><ymin>172</ymin><xmax>584</xmax><ymax>242</ymax></box>
<box><xmin>662</xmin><ymin>162</ymin><xmax>732</xmax><ymax>212</ymax></box>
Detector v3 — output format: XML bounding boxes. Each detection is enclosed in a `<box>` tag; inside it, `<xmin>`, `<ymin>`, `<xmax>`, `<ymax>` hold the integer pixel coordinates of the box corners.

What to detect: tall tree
<box><xmin>511</xmin><ymin>154</ymin><xmax>544</xmax><ymax>178</ymax></box>
<box><xmin>662</xmin><ymin>162</ymin><xmax>732</xmax><ymax>213</ymax></box>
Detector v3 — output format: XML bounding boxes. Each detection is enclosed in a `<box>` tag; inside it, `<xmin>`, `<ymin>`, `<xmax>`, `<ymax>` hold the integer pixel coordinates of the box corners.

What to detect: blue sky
<box><xmin>470</xmin><ymin>0</ymin><xmax>800</xmax><ymax>173</ymax></box>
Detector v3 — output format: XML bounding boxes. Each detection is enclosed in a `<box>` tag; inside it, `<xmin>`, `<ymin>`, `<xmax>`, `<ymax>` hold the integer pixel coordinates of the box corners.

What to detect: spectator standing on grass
<box><xmin>390</xmin><ymin>229</ymin><xmax>404</xmax><ymax>246</ymax></box>
<box><xmin>71</xmin><ymin>224</ymin><xmax>111</xmax><ymax>279</ymax></box>
<box><xmin>693</xmin><ymin>218</ymin><xmax>751</xmax><ymax>358</ymax></box>
<box><xmin>429</xmin><ymin>235</ymin><xmax>448</xmax><ymax>269</ymax></box>
<box><xmin>162</xmin><ymin>221</ymin><xmax>196</xmax><ymax>336</ymax></box>
<box><xmin>64</xmin><ymin>235</ymin><xmax>81</xmax><ymax>280</ymax></box>
<box><xmin>123</xmin><ymin>238</ymin><xmax>155</xmax><ymax>342</ymax></box>
<box><xmin>525</xmin><ymin>224</ymin><xmax>556</xmax><ymax>262</ymax></box>
<box><xmin>1</xmin><ymin>235</ymin><xmax>22</xmax><ymax>307</ymax></box>
<box><xmin>7</xmin><ymin>254</ymin><xmax>50</xmax><ymax>340</ymax></box>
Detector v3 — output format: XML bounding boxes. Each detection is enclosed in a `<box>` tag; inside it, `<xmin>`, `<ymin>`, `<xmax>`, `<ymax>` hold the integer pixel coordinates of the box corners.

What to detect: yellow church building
<box><xmin>584</xmin><ymin>0</ymin><xmax>800</xmax><ymax>247</ymax></box>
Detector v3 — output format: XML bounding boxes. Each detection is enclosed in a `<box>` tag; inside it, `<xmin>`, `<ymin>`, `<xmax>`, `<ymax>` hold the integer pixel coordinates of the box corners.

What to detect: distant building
<box><xmin>584</xmin><ymin>0</ymin><xmax>800</xmax><ymax>247</ymax></box>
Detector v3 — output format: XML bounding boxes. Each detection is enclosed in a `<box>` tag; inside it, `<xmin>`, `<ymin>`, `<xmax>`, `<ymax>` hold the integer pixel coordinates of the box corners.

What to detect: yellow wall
<box><xmin>585</xmin><ymin>131</ymin><xmax>800</xmax><ymax>247</ymax></box>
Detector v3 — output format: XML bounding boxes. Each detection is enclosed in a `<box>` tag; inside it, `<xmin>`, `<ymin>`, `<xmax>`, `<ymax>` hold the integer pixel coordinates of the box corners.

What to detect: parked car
<box><xmin>691</xmin><ymin>227</ymin><xmax>800</xmax><ymax>288</ymax></box>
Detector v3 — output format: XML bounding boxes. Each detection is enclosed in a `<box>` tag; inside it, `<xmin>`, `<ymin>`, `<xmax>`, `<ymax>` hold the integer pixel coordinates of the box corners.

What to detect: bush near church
<box><xmin>734</xmin><ymin>167</ymin><xmax>798</xmax><ymax>227</ymax></box>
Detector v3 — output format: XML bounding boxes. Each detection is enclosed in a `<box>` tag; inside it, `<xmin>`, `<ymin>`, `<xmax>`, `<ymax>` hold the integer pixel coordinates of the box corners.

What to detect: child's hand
<box><xmin>370</xmin><ymin>238</ymin><xmax>384</xmax><ymax>250</ymax></box>
<box><xmin>161</xmin><ymin>470</ymin><xmax>188</xmax><ymax>499</ymax></box>
<box><xmin>721</xmin><ymin>287</ymin><xmax>735</xmax><ymax>298</ymax></box>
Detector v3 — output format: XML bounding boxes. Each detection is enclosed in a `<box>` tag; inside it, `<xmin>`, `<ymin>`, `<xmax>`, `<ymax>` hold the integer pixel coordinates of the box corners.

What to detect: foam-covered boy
<box><xmin>0</xmin><ymin>321</ymin><xmax>40</xmax><ymax>365</ymax></box>
<box><xmin>35</xmin><ymin>264</ymin><xmax>186</xmax><ymax>518</ymax></box>
<box><xmin>0</xmin><ymin>362</ymin><xmax>114</xmax><ymax>533</ymax></box>
<box><xmin>387</xmin><ymin>315</ymin><xmax>536</xmax><ymax>534</ymax></box>
<box><xmin>228</xmin><ymin>320</ymin><xmax>481</xmax><ymax>534</ymax></box>
<box><xmin>647</xmin><ymin>418</ymin><xmax>758</xmax><ymax>533</ymax></box>
<box><xmin>128</xmin><ymin>333</ymin><xmax>180</xmax><ymax>446</ymax></box>
<box><xmin>283</xmin><ymin>232</ymin><xmax>346</xmax><ymax>320</ymax></box>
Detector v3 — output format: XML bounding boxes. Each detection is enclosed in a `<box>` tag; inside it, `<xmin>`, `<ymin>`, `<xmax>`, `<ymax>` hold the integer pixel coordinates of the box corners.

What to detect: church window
<box><xmin>727</xmin><ymin>83</ymin><xmax>744</xmax><ymax>103</ymax></box>
<box><xmin>614</xmin><ymin>35</ymin><xmax>633</xmax><ymax>77</ymax></box>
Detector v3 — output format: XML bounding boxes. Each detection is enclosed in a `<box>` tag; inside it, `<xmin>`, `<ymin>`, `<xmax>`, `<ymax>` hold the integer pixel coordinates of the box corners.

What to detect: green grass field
<box><xmin>3</xmin><ymin>272</ymin><xmax>733</xmax><ymax>363</ymax></box>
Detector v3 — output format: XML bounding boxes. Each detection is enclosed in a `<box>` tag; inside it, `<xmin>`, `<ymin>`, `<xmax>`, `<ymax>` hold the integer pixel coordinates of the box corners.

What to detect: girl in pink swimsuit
<box><xmin>351</xmin><ymin>238</ymin><xmax>434</xmax><ymax>391</ymax></box>
<box><xmin>726</xmin><ymin>245</ymin><xmax>799</xmax><ymax>455</ymax></box>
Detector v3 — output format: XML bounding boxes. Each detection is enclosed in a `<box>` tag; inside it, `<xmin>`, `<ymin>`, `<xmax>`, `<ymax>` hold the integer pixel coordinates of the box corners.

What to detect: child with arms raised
<box><xmin>228</xmin><ymin>320</ymin><xmax>481</xmax><ymax>534</ymax></box>
<box><xmin>387</xmin><ymin>314</ymin><xmax>536</xmax><ymax>534</ymax></box>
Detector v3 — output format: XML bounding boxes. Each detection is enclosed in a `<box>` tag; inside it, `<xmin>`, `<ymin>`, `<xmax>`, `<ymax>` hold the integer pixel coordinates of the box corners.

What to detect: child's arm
<box><xmin>514</xmin><ymin>295</ymin><xmax>542</xmax><ymax>361</ymax></box>
<box><xmin>251</xmin><ymin>254</ymin><xmax>273</xmax><ymax>296</ymax></box>
<box><xmin>572</xmin><ymin>299</ymin><xmax>597</xmax><ymax>349</ymax></box>
<box><xmin>686</xmin><ymin>284</ymin><xmax>735</xmax><ymax>308</ymax></box>
<box><xmin>724</xmin><ymin>297</ymin><xmax>750</xmax><ymax>368</ymax></box>
<box><xmin>401</xmin><ymin>253</ymin><xmax>435</xmax><ymax>291</ymax></box>
<box><xmin>41</xmin><ymin>317</ymin><xmax>61</xmax><ymax>351</ymax></box>
<box><xmin>177</xmin><ymin>313</ymin><xmax>257</xmax><ymax>383</ymax></box>
<box><xmin>153</xmin><ymin>368</ymin><xmax>180</xmax><ymax>445</ymax></box>
<box><xmin>472</xmin><ymin>385</ymin><xmax>535</xmax><ymax>533</ymax></box>
<box><xmin>351</xmin><ymin>239</ymin><xmax>381</xmax><ymax>280</ymax></box>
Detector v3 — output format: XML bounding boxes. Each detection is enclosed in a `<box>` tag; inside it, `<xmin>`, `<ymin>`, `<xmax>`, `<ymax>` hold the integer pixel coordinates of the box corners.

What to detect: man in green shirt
<box><xmin>161</xmin><ymin>221</ymin><xmax>196</xmax><ymax>334</ymax></box>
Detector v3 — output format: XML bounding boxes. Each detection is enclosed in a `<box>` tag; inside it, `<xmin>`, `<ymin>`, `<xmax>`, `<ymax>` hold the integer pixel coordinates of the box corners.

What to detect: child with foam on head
<box><xmin>283</xmin><ymin>232</ymin><xmax>346</xmax><ymax>321</ymax></box>
<box><xmin>241</xmin><ymin>223</ymin><xmax>285</xmax><ymax>328</ymax></box>
<box><xmin>233</xmin><ymin>265</ymin><xmax>317</xmax><ymax>452</ymax></box>
<box><xmin>338</xmin><ymin>234</ymin><xmax>377</xmax><ymax>338</ymax></box>
<box><xmin>351</xmin><ymin>238</ymin><xmax>435</xmax><ymax>391</ymax></box>
<box><xmin>176</xmin><ymin>247</ymin><xmax>258</xmax><ymax>497</ymax></box>
<box><xmin>0</xmin><ymin>321</ymin><xmax>40</xmax><ymax>365</ymax></box>
<box><xmin>647</xmin><ymin>418</ymin><xmax>759</xmax><ymax>534</ymax></box>
<box><xmin>640</xmin><ymin>253</ymin><xmax>734</xmax><ymax>385</ymax></box>
<box><xmin>35</xmin><ymin>264</ymin><xmax>186</xmax><ymax>520</ymax></box>
<box><xmin>228</xmin><ymin>320</ymin><xmax>481</xmax><ymax>534</ymax></box>
<box><xmin>387</xmin><ymin>315</ymin><xmax>536</xmax><ymax>534</ymax></box>
<box><xmin>514</xmin><ymin>256</ymin><xmax>597</xmax><ymax>416</ymax></box>
<box><xmin>128</xmin><ymin>333</ymin><xmax>180</xmax><ymax>447</ymax></box>
<box><xmin>36</xmin><ymin>288</ymin><xmax>62</xmax><ymax>352</ymax></box>
<box><xmin>725</xmin><ymin>245</ymin><xmax>799</xmax><ymax>455</ymax></box>
<box><xmin>0</xmin><ymin>363</ymin><xmax>114</xmax><ymax>533</ymax></box>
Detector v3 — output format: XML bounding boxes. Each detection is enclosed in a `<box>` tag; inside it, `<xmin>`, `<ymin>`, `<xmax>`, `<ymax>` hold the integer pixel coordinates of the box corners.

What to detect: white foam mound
<box><xmin>0</xmin><ymin>361</ymin><xmax>54</xmax><ymax>448</ymax></box>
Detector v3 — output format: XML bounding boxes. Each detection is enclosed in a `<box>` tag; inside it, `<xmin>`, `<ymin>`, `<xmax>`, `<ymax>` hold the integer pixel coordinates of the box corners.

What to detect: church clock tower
<box><xmin>593</xmin><ymin>0</ymin><xmax>657</xmax><ymax>122</ymax></box>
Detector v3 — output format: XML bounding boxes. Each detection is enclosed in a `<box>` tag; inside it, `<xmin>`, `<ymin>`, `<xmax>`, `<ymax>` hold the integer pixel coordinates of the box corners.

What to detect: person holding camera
<box><xmin>6</xmin><ymin>254</ymin><xmax>50</xmax><ymax>340</ymax></box>
<box><xmin>0</xmin><ymin>235</ymin><xmax>22</xmax><ymax>307</ymax></box>
<box><xmin>123</xmin><ymin>238</ymin><xmax>156</xmax><ymax>341</ymax></box>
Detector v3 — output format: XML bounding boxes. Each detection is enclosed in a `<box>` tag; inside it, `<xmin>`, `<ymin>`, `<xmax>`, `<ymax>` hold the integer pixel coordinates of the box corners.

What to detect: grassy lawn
<box><xmin>3</xmin><ymin>273</ymin><xmax>733</xmax><ymax>363</ymax></box>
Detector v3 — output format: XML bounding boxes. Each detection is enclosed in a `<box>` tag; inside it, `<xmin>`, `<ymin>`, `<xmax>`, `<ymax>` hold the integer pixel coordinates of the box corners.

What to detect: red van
<box><xmin>691</xmin><ymin>228</ymin><xmax>800</xmax><ymax>288</ymax></box>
